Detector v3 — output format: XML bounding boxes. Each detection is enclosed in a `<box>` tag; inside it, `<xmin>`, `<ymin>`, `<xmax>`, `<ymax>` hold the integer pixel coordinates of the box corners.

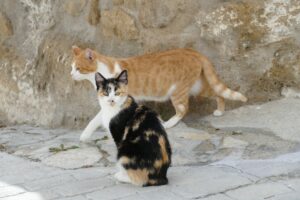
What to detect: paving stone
<box><xmin>226</xmin><ymin>182</ymin><xmax>292</xmax><ymax>200</ymax></box>
<box><xmin>269</xmin><ymin>191</ymin><xmax>300</xmax><ymax>200</ymax></box>
<box><xmin>33</xmin><ymin>189</ymin><xmax>61</xmax><ymax>200</ymax></box>
<box><xmin>217</xmin><ymin>160</ymin><xmax>300</xmax><ymax>179</ymax></box>
<box><xmin>222</xmin><ymin>137</ymin><xmax>248</xmax><ymax>149</ymax></box>
<box><xmin>200</xmin><ymin>194</ymin><xmax>233</xmax><ymax>200</ymax></box>
<box><xmin>52</xmin><ymin>177</ymin><xmax>115</xmax><ymax>197</ymax></box>
<box><xmin>118</xmin><ymin>195</ymin><xmax>148</xmax><ymax>200</ymax></box>
<box><xmin>87</xmin><ymin>183</ymin><xmax>161</xmax><ymax>200</ymax></box>
<box><xmin>0</xmin><ymin>185</ymin><xmax>26</xmax><ymax>198</ymax></box>
<box><xmin>57</xmin><ymin>195</ymin><xmax>88</xmax><ymax>200</ymax></box>
<box><xmin>169</xmin><ymin>166</ymin><xmax>252</xmax><ymax>199</ymax></box>
<box><xmin>0</xmin><ymin>192</ymin><xmax>44</xmax><ymax>200</ymax></box>
<box><xmin>119</xmin><ymin>190</ymin><xmax>186</xmax><ymax>200</ymax></box>
<box><xmin>86</xmin><ymin>184</ymin><xmax>140</xmax><ymax>200</ymax></box>
<box><xmin>43</xmin><ymin>147</ymin><xmax>102</xmax><ymax>169</ymax></box>
<box><xmin>0</xmin><ymin>175</ymin><xmax>27</xmax><ymax>185</ymax></box>
<box><xmin>0</xmin><ymin>181</ymin><xmax>10</xmax><ymax>188</ymax></box>
<box><xmin>205</xmin><ymin>98</ymin><xmax>300</xmax><ymax>142</ymax></box>
<box><xmin>68</xmin><ymin>167</ymin><xmax>113</xmax><ymax>180</ymax></box>
<box><xmin>1</xmin><ymin>98</ymin><xmax>300</xmax><ymax>200</ymax></box>
<box><xmin>279</xmin><ymin>178</ymin><xmax>300</xmax><ymax>191</ymax></box>
<box><xmin>22</xmin><ymin>174</ymin><xmax>77</xmax><ymax>191</ymax></box>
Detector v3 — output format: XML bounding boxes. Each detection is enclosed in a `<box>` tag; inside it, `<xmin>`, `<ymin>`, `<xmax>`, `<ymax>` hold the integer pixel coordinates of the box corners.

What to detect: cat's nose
<box><xmin>108</xmin><ymin>99</ymin><xmax>115</xmax><ymax>106</ymax></box>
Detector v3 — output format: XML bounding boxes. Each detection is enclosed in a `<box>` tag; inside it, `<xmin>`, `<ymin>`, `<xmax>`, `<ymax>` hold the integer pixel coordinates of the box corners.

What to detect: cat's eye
<box><xmin>115</xmin><ymin>92</ymin><xmax>121</xmax><ymax>96</ymax></box>
<box><xmin>76</xmin><ymin>67</ymin><xmax>80</xmax><ymax>71</ymax></box>
<box><xmin>102</xmin><ymin>92</ymin><xmax>108</xmax><ymax>96</ymax></box>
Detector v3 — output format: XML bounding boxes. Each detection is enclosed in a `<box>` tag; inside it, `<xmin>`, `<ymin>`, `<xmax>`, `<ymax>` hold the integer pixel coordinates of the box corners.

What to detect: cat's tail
<box><xmin>202</xmin><ymin>57</ymin><xmax>247</xmax><ymax>102</ymax></box>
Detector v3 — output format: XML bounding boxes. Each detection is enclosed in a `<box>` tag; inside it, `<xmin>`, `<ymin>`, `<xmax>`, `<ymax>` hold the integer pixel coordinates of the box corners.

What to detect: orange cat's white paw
<box><xmin>213</xmin><ymin>110</ymin><xmax>224</xmax><ymax>117</ymax></box>
<box><xmin>163</xmin><ymin>116</ymin><xmax>182</xmax><ymax>129</ymax></box>
<box><xmin>79</xmin><ymin>134</ymin><xmax>90</xmax><ymax>143</ymax></box>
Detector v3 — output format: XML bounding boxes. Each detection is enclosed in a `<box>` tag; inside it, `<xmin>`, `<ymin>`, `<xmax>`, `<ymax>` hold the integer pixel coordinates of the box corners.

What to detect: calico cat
<box><xmin>94</xmin><ymin>70</ymin><xmax>172</xmax><ymax>186</ymax></box>
<box><xmin>71</xmin><ymin>46</ymin><xmax>247</xmax><ymax>141</ymax></box>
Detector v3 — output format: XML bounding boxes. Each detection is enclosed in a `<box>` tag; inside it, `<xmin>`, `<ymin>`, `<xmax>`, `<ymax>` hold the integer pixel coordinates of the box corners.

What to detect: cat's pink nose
<box><xmin>108</xmin><ymin>99</ymin><xmax>115</xmax><ymax>106</ymax></box>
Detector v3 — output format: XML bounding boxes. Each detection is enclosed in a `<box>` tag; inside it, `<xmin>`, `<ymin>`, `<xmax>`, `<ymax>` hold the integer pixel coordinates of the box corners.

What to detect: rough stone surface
<box><xmin>101</xmin><ymin>8</ymin><xmax>139</xmax><ymax>40</ymax></box>
<box><xmin>64</xmin><ymin>0</ymin><xmax>87</xmax><ymax>17</ymax></box>
<box><xmin>204</xmin><ymin>98</ymin><xmax>300</xmax><ymax>142</ymax></box>
<box><xmin>138</xmin><ymin>0</ymin><xmax>180</xmax><ymax>28</ymax></box>
<box><xmin>0</xmin><ymin>0</ymin><xmax>300</xmax><ymax>128</ymax></box>
<box><xmin>43</xmin><ymin>147</ymin><xmax>102</xmax><ymax>169</ymax></box>
<box><xmin>226</xmin><ymin>182</ymin><xmax>292</xmax><ymax>200</ymax></box>
<box><xmin>87</xmin><ymin>0</ymin><xmax>100</xmax><ymax>25</ymax></box>
<box><xmin>0</xmin><ymin>11</ymin><xmax>13</xmax><ymax>38</ymax></box>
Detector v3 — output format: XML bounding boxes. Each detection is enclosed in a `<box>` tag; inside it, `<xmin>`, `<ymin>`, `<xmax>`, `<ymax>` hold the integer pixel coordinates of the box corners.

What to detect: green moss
<box><xmin>49</xmin><ymin>144</ymin><xmax>79</xmax><ymax>153</ymax></box>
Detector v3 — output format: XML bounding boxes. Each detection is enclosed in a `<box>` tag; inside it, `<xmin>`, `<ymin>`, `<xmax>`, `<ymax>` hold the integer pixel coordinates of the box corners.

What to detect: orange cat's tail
<box><xmin>202</xmin><ymin>58</ymin><xmax>247</xmax><ymax>102</ymax></box>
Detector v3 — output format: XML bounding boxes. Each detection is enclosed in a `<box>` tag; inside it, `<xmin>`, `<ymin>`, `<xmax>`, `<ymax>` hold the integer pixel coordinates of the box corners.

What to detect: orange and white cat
<box><xmin>71</xmin><ymin>46</ymin><xmax>247</xmax><ymax>142</ymax></box>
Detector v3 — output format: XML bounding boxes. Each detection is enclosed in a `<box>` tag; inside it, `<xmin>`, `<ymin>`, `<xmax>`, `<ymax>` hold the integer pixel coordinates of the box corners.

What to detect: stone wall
<box><xmin>0</xmin><ymin>0</ymin><xmax>299</xmax><ymax>128</ymax></box>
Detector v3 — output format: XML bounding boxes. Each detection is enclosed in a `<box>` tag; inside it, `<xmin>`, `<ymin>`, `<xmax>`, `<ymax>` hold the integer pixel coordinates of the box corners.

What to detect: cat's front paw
<box><xmin>79</xmin><ymin>133</ymin><xmax>90</xmax><ymax>143</ymax></box>
<box><xmin>114</xmin><ymin>172</ymin><xmax>131</xmax><ymax>183</ymax></box>
<box><xmin>213</xmin><ymin>110</ymin><xmax>224</xmax><ymax>117</ymax></box>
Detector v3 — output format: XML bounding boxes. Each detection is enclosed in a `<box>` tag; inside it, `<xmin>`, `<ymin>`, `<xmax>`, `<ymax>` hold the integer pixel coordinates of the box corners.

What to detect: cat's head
<box><xmin>71</xmin><ymin>46</ymin><xmax>98</xmax><ymax>81</ymax></box>
<box><xmin>95</xmin><ymin>70</ymin><xmax>128</xmax><ymax>107</ymax></box>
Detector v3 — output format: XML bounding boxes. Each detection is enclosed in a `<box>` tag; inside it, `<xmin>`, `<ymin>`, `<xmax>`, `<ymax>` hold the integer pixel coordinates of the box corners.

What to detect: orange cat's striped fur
<box><xmin>71</xmin><ymin>46</ymin><xmax>247</xmax><ymax>141</ymax></box>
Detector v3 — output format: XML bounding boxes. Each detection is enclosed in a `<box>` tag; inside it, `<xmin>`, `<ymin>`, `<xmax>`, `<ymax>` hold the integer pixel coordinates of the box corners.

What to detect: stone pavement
<box><xmin>0</xmin><ymin>97</ymin><xmax>300</xmax><ymax>200</ymax></box>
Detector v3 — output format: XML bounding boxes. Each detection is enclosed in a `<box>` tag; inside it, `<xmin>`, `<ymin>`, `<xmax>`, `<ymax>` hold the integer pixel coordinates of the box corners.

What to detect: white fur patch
<box><xmin>178</xmin><ymin>104</ymin><xmax>185</xmax><ymax>113</ymax></box>
<box><xmin>115</xmin><ymin>161</ymin><xmax>131</xmax><ymax>183</ymax></box>
<box><xmin>97</xmin><ymin>61</ymin><xmax>115</xmax><ymax>78</ymax></box>
<box><xmin>135</xmin><ymin>84</ymin><xmax>176</xmax><ymax>102</ymax></box>
<box><xmin>190</xmin><ymin>80</ymin><xmax>202</xmax><ymax>96</ymax></box>
<box><xmin>114</xmin><ymin>62</ymin><xmax>122</xmax><ymax>74</ymax></box>
<box><xmin>80</xmin><ymin>111</ymin><xmax>103</xmax><ymax>142</ymax></box>
<box><xmin>71</xmin><ymin>62</ymin><xmax>97</xmax><ymax>89</ymax></box>
<box><xmin>213</xmin><ymin>110</ymin><xmax>224</xmax><ymax>116</ymax></box>
<box><xmin>100</xmin><ymin>105</ymin><xmax>122</xmax><ymax>131</ymax></box>
<box><xmin>163</xmin><ymin>115</ymin><xmax>182</xmax><ymax>129</ymax></box>
<box><xmin>233</xmin><ymin>92</ymin><xmax>244</xmax><ymax>101</ymax></box>
<box><xmin>222</xmin><ymin>89</ymin><xmax>232</xmax><ymax>98</ymax></box>
<box><xmin>71</xmin><ymin>62</ymin><xmax>76</xmax><ymax>75</ymax></box>
<box><xmin>214</xmin><ymin>84</ymin><xmax>223</xmax><ymax>93</ymax></box>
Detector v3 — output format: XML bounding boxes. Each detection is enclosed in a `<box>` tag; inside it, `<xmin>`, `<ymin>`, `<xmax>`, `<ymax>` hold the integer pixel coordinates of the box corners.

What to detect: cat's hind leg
<box><xmin>163</xmin><ymin>91</ymin><xmax>189</xmax><ymax>129</ymax></box>
<box><xmin>213</xmin><ymin>96</ymin><xmax>225</xmax><ymax>116</ymax></box>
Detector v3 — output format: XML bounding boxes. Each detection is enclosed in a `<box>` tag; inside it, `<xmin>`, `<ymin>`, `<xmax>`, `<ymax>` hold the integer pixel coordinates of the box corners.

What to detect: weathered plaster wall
<box><xmin>0</xmin><ymin>0</ymin><xmax>299</xmax><ymax>128</ymax></box>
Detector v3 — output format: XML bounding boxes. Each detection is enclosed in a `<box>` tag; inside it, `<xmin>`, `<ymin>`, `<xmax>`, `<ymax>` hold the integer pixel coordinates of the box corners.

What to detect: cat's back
<box><xmin>109</xmin><ymin>97</ymin><xmax>167</xmax><ymax>142</ymax></box>
<box><xmin>120</xmin><ymin>103</ymin><xmax>172</xmax><ymax>166</ymax></box>
<box><xmin>131</xmin><ymin>48</ymin><xmax>199</xmax><ymax>59</ymax></box>
<box><xmin>129</xmin><ymin>104</ymin><xmax>165</xmax><ymax>134</ymax></box>
<box><xmin>118</xmin><ymin>48</ymin><xmax>205</xmax><ymax>70</ymax></box>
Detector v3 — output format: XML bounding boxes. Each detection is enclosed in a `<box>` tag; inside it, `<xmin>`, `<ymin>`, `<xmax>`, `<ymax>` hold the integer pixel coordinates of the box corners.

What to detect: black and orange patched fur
<box><xmin>95</xmin><ymin>71</ymin><xmax>172</xmax><ymax>186</ymax></box>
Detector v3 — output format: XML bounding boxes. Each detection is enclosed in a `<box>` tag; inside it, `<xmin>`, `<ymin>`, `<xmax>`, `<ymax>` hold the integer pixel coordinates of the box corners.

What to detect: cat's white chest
<box><xmin>100</xmin><ymin>105</ymin><xmax>121</xmax><ymax>131</ymax></box>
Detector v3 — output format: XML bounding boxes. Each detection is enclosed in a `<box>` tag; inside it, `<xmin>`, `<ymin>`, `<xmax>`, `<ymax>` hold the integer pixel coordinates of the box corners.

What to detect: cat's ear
<box><xmin>95</xmin><ymin>72</ymin><xmax>106</xmax><ymax>90</ymax></box>
<box><xmin>117</xmin><ymin>70</ymin><xmax>128</xmax><ymax>85</ymax></box>
<box><xmin>85</xmin><ymin>48</ymin><xmax>95</xmax><ymax>61</ymax></box>
<box><xmin>72</xmin><ymin>45</ymin><xmax>81</xmax><ymax>56</ymax></box>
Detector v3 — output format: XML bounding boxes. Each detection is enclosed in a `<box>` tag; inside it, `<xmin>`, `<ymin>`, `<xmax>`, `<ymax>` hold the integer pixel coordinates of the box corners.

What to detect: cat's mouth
<box><xmin>71</xmin><ymin>74</ymin><xmax>80</xmax><ymax>80</ymax></box>
<box><xmin>109</xmin><ymin>101</ymin><xmax>116</xmax><ymax>106</ymax></box>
